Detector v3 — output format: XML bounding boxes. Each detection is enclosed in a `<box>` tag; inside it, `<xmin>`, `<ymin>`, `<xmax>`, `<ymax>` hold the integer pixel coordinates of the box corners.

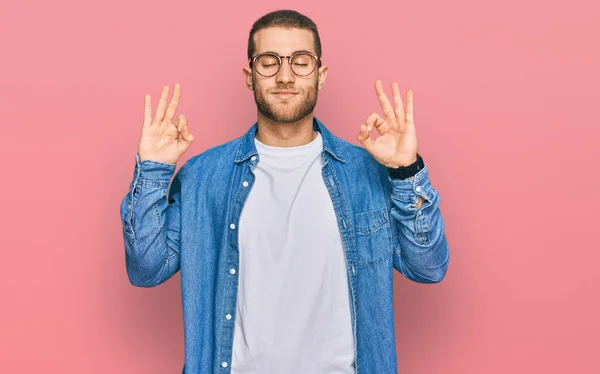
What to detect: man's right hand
<box><xmin>138</xmin><ymin>83</ymin><xmax>195</xmax><ymax>164</ymax></box>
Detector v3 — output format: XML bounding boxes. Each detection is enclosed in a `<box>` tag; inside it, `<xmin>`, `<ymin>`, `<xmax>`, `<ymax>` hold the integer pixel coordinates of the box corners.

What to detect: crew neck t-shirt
<box><xmin>231</xmin><ymin>131</ymin><xmax>355</xmax><ymax>374</ymax></box>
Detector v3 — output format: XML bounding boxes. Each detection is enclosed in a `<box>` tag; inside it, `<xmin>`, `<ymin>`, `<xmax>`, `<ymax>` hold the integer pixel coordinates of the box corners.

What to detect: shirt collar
<box><xmin>234</xmin><ymin>116</ymin><xmax>345</xmax><ymax>164</ymax></box>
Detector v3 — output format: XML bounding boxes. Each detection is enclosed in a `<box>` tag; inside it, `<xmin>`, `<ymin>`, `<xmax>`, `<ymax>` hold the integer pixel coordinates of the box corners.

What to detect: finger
<box><xmin>179</xmin><ymin>115</ymin><xmax>189</xmax><ymax>137</ymax></box>
<box><xmin>164</xmin><ymin>83</ymin><xmax>181</xmax><ymax>123</ymax></box>
<box><xmin>392</xmin><ymin>82</ymin><xmax>405</xmax><ymax>125</ymax></box>
<box><xmin>357</xmin><ymin>123</ymin><xmax>375</xmax><ymax>151</ymax></box>
<box><xmin>144</xmin><ymin>94</ymin><xmax>152</xmax><ymax>126</ymax></box>
<box><xmin>375</xmin><ymin>80</ymin><xmax>396</xmax><ymax>124</ymax></box>
<box><xmin>153</xmin><ymin>85</ymin><xmax>170</xmax><ymax>124</ymax></box>
<box><xmin>406</xmin><ymin>89</ymin><xmax>414</xmax><ymax>124</ymax></box>
<box><xmin>178</xmin><ymin>114</ymin><xmax>188</xmax><ymax>139</ymax></box>
<box><xmin>365</xmin><ymin>112</ymin><xmax>388</xmax><ymax>135</ymax></box>
<box><xmin>175</xmin><ymin>114</ymin><xmax>183</xmax><ymax>132</ymax></box>
<box><xmin>180</xmin><ymin>118</ymin><xmax>194</xmax><ymax>144</ymax></box>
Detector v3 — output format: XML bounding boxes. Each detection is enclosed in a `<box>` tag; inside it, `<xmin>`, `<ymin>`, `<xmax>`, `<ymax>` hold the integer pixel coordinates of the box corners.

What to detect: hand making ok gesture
<box><xmin>138</xmin><ymin>83</ymin><xmax>195</xmax><ymax>164</ymax></box>
<box><xmin>357</xmin><ymin>80</ymin><xmax>418</xmax><ymax>168</ymax></box>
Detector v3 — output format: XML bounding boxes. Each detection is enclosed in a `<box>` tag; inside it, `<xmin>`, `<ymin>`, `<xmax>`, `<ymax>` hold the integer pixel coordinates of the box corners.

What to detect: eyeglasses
<box><xmin>249</xmin><ymin>51</ymin><xmax>321</xmax><ymax>77</ymax></box>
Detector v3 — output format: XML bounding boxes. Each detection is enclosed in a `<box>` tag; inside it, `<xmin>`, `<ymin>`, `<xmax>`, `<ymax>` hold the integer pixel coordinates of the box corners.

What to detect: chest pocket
<box><xmin>353</xmin><ymin>207</ymin><xmax>394</xmax><ymax>266</ymax></box>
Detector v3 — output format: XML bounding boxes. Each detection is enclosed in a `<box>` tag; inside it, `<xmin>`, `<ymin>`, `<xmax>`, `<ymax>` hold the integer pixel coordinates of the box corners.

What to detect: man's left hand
<box><xmin>357</xmin><ymin>80</ymin><xmax>418</xmax><ymax>168</ymax></box>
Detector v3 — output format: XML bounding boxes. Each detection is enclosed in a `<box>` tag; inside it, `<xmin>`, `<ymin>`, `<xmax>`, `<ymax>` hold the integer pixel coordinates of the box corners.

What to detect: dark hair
<box><xmin>247</xmin><ymin>9</ymin><xmax>322</xmax><ymax>61</ymax></box>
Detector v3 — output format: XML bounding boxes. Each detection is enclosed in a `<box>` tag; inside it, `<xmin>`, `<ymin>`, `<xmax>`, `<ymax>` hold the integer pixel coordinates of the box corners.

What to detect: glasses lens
<box><xmin>291</xmin><ymin>53</ymin><xmax>316</xmax><ymax>76</ymax></box>
<box><xmin>255</xmin><ymin>54</ymin><xmax>280</xmax><ymax>76</ymax></box>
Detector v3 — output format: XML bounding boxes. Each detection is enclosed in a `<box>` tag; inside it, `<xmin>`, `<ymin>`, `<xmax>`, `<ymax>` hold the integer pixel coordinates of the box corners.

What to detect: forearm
<box><xmin>414</xmin><ymin>195</ymin><xmax>424</xmax><ymax>209</ymax></box>
<box><xmin>388</xmin><ymin>166</ymin><xmax>450</xmax><ymax>283</ymax></box>
<box><xmin>119</xmin><ymin>153</ymin><xmax>182</xmax><ymax>287</ymax></box>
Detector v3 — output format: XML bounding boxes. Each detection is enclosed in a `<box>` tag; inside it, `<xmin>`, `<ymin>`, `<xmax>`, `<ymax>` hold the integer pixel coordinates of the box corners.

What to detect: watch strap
<box><xmin>387</xmin><ymin>153</ymin><xmax>424</xmax><ymax>180</ymax></box>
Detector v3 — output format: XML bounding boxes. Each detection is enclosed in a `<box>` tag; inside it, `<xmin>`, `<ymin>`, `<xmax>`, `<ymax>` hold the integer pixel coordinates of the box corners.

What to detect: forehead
<box><xmin>253</xmin><ymin>27</ymin><xmax>316</xmax><ymax>55</ymax></box>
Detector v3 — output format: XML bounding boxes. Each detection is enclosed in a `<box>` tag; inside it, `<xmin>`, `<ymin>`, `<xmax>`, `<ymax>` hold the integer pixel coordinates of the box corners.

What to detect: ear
<box><xmin>242</xmin><ymin>67</ymin><xmax>254</xmax><ymax>91</ymax></box>
<box><xmin>317</xmin><ymin>65</ymin><xmax>328</xmax><ymax>91</ymax></box>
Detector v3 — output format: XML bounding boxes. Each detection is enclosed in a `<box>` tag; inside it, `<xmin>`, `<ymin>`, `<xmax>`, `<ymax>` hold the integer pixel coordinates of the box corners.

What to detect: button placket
<box><xmin>219</xmin><ymin>159</ymin><xmax>253</xmax><ymax>371</ymax></box>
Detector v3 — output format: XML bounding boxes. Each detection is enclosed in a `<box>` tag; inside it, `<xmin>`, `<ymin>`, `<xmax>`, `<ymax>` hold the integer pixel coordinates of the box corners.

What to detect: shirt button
<box><xmin>230</xmin><ymin>223</ymin><xmax>236</xmax><ymax>230</ymax></box>
<box><xmin>415</xmin><ymin>186</ymin><xmax>422</xmax><ymax>192</ymax></box>
<box><xmin>230</xmin><ymin>268</ymin><xmax>236</xmax><ymax>275</ymax></box>
<box><xmin>242</xmin><ymin>181</ymin><xmax>249</xmax><ymax>187</ymax></box>
<box><xmin>225</xmin><ymin>314</ymin><xmax>232</xmax><ymax>320</ymax></box>
<box><xmin>221</xmin><ymin>362</ymin><xmax>228</xmax><ymax>368</ymax></box>
<box><xmin>251</xmin><ymin>156</ymin><xmax>257</xmax><ymax>161</ymax></box>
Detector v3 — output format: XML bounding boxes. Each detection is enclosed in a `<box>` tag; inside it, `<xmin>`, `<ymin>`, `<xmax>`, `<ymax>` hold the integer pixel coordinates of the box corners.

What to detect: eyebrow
<box><xmin>262</xmin><ymin>49</ymin><xmax>314</xmax><ymax>55</ymax></box>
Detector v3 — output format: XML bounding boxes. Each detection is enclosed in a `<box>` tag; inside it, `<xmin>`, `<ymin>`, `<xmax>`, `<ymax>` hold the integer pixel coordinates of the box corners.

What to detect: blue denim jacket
<box><xmin>119</xmin><ymin>117</ymin><xmax>450</xmax><ymax>374</ymax></box>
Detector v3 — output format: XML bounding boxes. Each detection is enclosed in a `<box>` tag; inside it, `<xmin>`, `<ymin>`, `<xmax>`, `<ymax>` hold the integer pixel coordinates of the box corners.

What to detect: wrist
<box><xmin>387</xmin><ymin>153</ymin><xmax>424</xmax><ymax>180</ymax></box>
<box><xmin>387</xmin><ymin>156</ymin><xmax>418</xmax><ymax>168</ymax></box>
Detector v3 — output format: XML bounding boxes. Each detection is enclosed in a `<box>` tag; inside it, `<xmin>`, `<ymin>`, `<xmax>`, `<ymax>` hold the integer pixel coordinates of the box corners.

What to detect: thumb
<box><xmin>357</xmin><ymin>124</ymin><xmax>374</xmax><ymax>152</ymax></box>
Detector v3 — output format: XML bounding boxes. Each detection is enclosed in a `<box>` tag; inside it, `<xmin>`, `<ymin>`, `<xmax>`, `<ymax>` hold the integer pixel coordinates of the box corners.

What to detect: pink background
<box><xmin>1</xmin><ymin>0</ymin><xmax>598</xmax><ymax>373</ymax></box>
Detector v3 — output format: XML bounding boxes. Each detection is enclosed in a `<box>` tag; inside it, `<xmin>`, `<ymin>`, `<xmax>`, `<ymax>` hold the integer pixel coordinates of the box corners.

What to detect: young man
<box><xmin>120</xmin><ymin>9</ymin><xmax>450</xmax><ymax>374</ymax></box>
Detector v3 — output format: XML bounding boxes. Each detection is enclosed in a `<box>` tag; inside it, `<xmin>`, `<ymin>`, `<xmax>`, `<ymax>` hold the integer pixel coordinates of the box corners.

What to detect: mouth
<box><xmin>272</xmin><ymin>91</ymin><xmax>298</xmax><ymax>99</ymax></box>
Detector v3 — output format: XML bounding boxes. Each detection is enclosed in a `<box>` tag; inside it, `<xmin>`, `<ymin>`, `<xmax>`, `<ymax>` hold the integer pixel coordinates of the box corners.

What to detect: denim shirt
<box><xmin>119</xmin><ymin>117</ymin><xmax>450</xmax><ymax>374</ymax></box>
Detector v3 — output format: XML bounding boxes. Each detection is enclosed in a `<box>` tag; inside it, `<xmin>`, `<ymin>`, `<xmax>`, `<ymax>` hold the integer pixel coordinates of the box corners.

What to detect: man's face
<box><xmin>243</xmin><ymin>27</ymin><xmax>328</xmax><ymax>124</ymax></box>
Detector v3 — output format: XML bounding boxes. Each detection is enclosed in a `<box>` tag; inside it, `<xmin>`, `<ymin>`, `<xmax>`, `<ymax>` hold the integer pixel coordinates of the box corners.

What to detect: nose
<box><xmin>275</xmin><ymin>57</ymin><xmax>295</xmax><ymax>85</ymax></box>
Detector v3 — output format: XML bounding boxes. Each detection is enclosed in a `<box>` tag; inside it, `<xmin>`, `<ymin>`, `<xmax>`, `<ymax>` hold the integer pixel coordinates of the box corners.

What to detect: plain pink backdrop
<box><xmin>1</xmin><ymin>0</ymin><xmax>598</xmax><ymax>373</ymax></box>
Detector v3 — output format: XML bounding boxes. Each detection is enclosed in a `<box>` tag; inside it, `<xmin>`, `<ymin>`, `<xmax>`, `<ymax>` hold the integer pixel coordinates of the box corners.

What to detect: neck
<box><xmin>255</xmin><ymin>112</ymin><xmax>318</xmax><ymax>147</ymax></box>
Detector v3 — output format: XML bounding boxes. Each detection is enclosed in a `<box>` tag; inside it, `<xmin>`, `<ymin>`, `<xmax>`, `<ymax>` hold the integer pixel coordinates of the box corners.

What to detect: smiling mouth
<box><xmin>272</xmin><ymin>92</ymin><xmax>298</xmax><ymax>99</ymax></box>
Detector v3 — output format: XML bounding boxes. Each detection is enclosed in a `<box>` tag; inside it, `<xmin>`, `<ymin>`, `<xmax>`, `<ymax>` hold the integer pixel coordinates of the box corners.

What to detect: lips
<box><xmin>272</xmin><ymin>91</ymin><xmax>298</xmax><ymax>99</ymax></box>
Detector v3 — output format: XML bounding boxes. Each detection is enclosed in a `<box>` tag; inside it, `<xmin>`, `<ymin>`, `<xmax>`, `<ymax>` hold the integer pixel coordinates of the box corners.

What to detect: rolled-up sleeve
<box><xmin>388</xmin><ymin>165</ymin><xmax>450</xmax><ymax>283</ymax></box>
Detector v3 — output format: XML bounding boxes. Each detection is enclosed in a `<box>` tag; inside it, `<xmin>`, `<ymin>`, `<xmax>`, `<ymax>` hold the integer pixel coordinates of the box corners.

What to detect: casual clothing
<box><xmin>119</xmin><ymin>117</ymin><xmax>450</xmax><ymax>374</ymax></box>
<box><xmin>231</xmin><ymin>132</ymin><xmax>354</xmax><ymax>373</ymax></box>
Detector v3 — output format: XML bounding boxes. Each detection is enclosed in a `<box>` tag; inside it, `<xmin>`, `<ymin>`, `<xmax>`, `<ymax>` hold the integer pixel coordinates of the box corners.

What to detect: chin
<box><xmin>269</xmin><ymin>110</ymin><xmax>303</xmax><ymax>124</ymax></box>
<box><xmin>270</xmin><ymin>105</ymin><xmax>298</xmax><ymax>119</ymax></box>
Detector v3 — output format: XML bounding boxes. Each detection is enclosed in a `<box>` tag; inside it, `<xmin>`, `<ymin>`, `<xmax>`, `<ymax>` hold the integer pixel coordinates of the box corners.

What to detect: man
<box><xmin>120</xmin><ymin>9</ymin><xmax>450</xmax><ymax>374</ymax></box>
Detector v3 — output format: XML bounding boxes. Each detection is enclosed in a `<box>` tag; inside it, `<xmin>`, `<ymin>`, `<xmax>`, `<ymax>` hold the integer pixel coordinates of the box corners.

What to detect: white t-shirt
<box><xmin>231</xmin><ymin>131</ymin><xmax>355</xmax><ymax>374</ymax></box>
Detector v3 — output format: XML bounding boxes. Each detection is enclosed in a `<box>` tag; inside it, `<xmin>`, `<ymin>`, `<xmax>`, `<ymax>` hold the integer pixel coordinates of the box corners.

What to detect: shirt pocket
<box><xmin>353</xmin><ymin>207</ymin><xmax>394</xmax><ymax>266</ymax></box>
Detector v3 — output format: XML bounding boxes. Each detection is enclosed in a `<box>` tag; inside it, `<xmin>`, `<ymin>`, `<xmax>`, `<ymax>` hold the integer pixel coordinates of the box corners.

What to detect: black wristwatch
<box><xmin>387</xmin><ymin>153</ymin><xmax>424</xmax><ymax>180</ymax></box>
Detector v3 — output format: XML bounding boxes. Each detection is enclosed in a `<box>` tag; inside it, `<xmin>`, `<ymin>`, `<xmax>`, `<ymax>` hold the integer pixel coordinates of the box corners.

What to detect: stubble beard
<box><xmin>253</xmin><ymin>75</ymin><xmax>319</xmax><ymax>124</ymax></box>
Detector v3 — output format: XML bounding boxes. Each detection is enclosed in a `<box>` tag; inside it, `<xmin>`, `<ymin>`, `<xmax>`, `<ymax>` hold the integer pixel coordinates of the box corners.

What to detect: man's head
<box><xmin>243</xmin><ymin>10</ymin><xmax>328</xmax><ymax>124</ymax></box>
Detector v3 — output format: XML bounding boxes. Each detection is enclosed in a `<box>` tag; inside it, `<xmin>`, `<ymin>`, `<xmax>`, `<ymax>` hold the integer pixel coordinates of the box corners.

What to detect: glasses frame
<box><xmin>249</xmin><ymin>51</ymin><xmax>322</xmax><ymax>77</ymax></box>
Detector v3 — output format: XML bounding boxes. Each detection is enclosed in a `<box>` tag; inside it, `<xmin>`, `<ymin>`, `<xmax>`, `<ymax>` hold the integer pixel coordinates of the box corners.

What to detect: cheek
<box><xmin>251</xmin><ymin>74</ymin><xmax>268</xmax><ymax>90</ymax></box>
<box><xmin>255</xmin><ymin>82</ymin><xmax>272</xmax><ymax>95</ymax></box>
